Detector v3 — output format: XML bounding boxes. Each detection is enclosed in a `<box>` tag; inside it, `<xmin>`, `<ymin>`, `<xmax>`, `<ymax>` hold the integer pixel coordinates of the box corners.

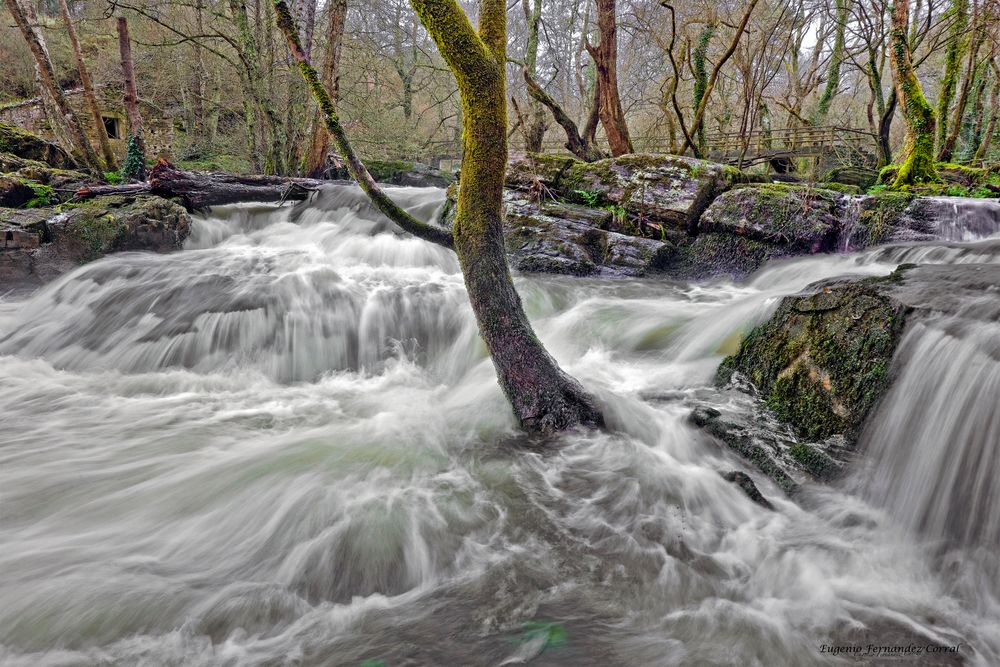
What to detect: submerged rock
<box><xmin>1</xmin><ymin>194</ymin><xmax>190</xmax><ymax>290</ymax></box>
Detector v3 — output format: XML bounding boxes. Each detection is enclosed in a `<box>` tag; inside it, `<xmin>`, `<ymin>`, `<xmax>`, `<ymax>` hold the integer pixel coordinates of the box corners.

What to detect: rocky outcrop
<box><xmin>0</xmin><ymin>122</ymin><xmax>76</xmax><ymax>169</ymax></box>
<box><xmin>505</xmin><ymin>153</ymin><xmax>750</xmax><ymax>231</ymax></box>
<box><xmin>716</xmin><ymin>263</ymin><xmax>1000</xmax><ymax>445</ymax></box>
<box><xmin>2</xmin><ymin>194</ymin><xmax>190</xmax><ymax>290</ymax></box>
<box><xmin>502</xmin><ymin>194</ymin><xmax>677</xmax><ymax>277</ymax></box>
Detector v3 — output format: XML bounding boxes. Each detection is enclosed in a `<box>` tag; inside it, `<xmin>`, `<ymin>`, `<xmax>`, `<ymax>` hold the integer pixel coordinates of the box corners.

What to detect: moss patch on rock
<box><xmin>0</xmin><ymin>123</ymin><xmax>75</xmax><ymax>168</ymax></box>
<box><xmin>718</xmin><ymin>272</ymin><xmax>910</xmax><ymax>442</ymax></box>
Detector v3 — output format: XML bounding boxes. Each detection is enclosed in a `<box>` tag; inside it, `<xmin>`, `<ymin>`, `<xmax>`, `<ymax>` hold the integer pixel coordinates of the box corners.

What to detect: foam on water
<box><xmin>1</xmin><ymin>184</ymin><xmax>999</xmax><ymax>665</ymax></box>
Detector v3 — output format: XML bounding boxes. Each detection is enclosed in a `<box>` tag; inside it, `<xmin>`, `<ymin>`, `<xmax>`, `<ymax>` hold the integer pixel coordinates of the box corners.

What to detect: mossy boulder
<box><xmin>506</xmin><ymin>153</ymin><xmax>750</xmax><ymax>231</ymax></box>
<box><xmin>717</xmin><ymin>271</ymin><xmax>910</xmax><ymax>443</ymax></box>
<box><xmin>655</xmin><ymin>183</ymin><xmax>846</xmax><ymax>280</ymax></box>
<box><xmin>0</xmin><ymin>123</ymin><xmax>75</xmax><ymax>168</ymax></box>
<box><xmin>502</xmin><ymin>193</ymin><xmax>676</xmax><ymax>277</ymax></box>
<box><xmin>2</xmin><ymin>194</ymin><xmax>190</xmax><ymax>289</ymax></box>
<box><xmin>823</xmin><ymin>166</ymin><xmax>878</xmax><ymax>190</ymax></box>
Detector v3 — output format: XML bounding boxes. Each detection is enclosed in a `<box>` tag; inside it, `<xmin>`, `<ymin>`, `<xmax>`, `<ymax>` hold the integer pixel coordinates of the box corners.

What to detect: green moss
<box><xmin>24</xmin><ymin>181</ymin><xmax>53</xmax><ymax>208</ymax></box>
<box><xmin>817</xmin><ymin>182</ymin><xmax>861</xmax><ymax>195</ymax></box>
<box><xmin>719</xmin><ymin>280</ymin><xmax>907</xmax><ymax>443</ymax></box>
<box><xmin>364</xmin><ymin>159</ymin><xmax>415</xmax><ymax>184</ymax></box>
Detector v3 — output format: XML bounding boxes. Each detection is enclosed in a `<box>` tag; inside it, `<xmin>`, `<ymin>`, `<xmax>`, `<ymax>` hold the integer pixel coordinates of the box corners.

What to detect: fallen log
<box><xmin>73</xmin><ymin>159</ymin><xmax>339</xmax><ymax>210</ymax></box>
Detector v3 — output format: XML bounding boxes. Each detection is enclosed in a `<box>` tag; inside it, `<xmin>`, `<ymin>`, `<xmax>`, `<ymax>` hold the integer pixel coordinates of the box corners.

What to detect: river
<box><xmin>1</xmin><ymin>185</ymin><xmax>998</xmax><ymax>666</ymax></box>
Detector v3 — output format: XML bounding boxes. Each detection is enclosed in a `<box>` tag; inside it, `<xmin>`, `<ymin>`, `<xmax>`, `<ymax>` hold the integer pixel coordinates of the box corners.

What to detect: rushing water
<box><xmin>2</xmin><ymin>186</ymin><xmax>1000</xmax><ymax>666</ymax></box>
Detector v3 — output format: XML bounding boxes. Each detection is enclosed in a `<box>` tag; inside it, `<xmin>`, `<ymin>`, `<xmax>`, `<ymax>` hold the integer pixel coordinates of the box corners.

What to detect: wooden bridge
<box><xmin>703</xmin><ymin>125</ymin><xmax>878</xmax><ymax>171</ymax></box>
<box><xmin>357</xmin><ymin>125</ymin><xmax>879</xmax><ymax>173</ymax></box>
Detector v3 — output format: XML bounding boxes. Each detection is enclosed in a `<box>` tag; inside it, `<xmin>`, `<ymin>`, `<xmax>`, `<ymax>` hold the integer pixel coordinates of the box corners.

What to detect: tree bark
<box><xmin>4</xmin><ymin>0</ymin><xmax>101</xmax><ymax>171</ymax></box>
<box><xmin>304</xmin><ymin>0</ymin><xmax>347</xmax><ymax>177</ymax></box>
<box><xmin>938</xmin><ymin>5</ymin><xmax>983</xmax><ymax>161</ymax></box>
<box><xmin>813</xmin><ymin>0</ymin><xmax>848</xmax><ymax>122</ymax></box>
<box><xmin>587</xmin><ymin>0</ymin><xmax>632</xmax><ymax>156</ymax></box>
<box><xmin>276</xmin><ymin>0</ymin><xmax>602</xmax><ymax>432</ymax></box>
<box><xmin>58</xmin><ymin>0</ymin><xmax>116</xmax><ymax>170</ymax></box>
<box><xmin>974</xmin><ymin>60</ymin><xmax>999</xmax><ymax>161</ymax></box>
<box><xmin>888</xmin><ymin>0</ymin><xmax>937</xmax><ymax>186</ymax></box>
<box><xmin>116</xmin><ymin>18</ymin><xmax>144</xmax><ymax>141</ymax></box>
<box><xmin>521</xmin><ymin>0</ymin><xmax>547</xmax><ymax>152</ymax></box>
<box><xmin>935</xmin><ymin>0</ymin><xmax>968</xmax><ymax>155</ymax></box>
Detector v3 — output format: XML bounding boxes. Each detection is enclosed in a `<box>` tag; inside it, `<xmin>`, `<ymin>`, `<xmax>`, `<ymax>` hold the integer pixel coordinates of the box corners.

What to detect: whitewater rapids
<box><xmin>1</xmin><ymin>185</ymin><xmax>998</xmax><ymax>666</ymax></box>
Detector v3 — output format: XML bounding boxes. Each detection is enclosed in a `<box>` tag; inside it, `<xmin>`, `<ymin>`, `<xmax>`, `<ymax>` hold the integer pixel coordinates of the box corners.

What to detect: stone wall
<box><xmin>0</xmin><ymin>88</ymin><xmax>174</xmax><ymax>162</ymax></box>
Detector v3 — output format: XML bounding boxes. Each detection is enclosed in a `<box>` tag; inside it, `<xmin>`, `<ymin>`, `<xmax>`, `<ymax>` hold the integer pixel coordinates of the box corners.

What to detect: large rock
<box><xmin>2</xmin><ymin>194</ymin><xmax>190</xmax><ymax>290</ymax></box>
<box><xmin>0</xmin><ymin>123</ymin><xmax>75</xmax><ymax>168</ymax></box>
<box><xmin>506</xmin><ymin>153</ymin><xmax>749</xmax><ymax>231</ymax></box>
<box><xmin>717</xmin><ymin>263</ymin><xmax>1000</xmax><ymax>444</ymax></box>
<box><xmin>0</xmin><ymin>175</ymin><xmax>34</xmax><ymax>208</ymax></box>
<box><xmin>503</xmin><ymin>194</ymin><xmax>676</xmax><ymax>277</ymax></box>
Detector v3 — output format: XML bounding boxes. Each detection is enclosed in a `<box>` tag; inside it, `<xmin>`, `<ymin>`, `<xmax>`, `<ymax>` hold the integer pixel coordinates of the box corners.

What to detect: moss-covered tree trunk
<box><xmin>813</xmin><ymin>0</ymin><xmax>848</xmax><ymax>122</ymax></box>
<box><xmin>58</xmin><ymin>0</ymin><xmax>116</xmax><ymax>170</ymax></box>
<box><xmin>974</xmin><ymin>60</ymin><xmax>999</xmax><ymax>161</ymax></box>
<box><xmin>275</xmin><ymin>0</ymin><xmax>603</xmax><ymax>432</ymax></box>
<box><xmin>587</xmin><ymin>0</ymin><xmax>633</xmax><ymax>156</ymax></box>
<box><xmin>692</xmin><ymin>22</ymin><xmax>715</xmax><ymax>153</ymax></box>
<box><xmin>938</xmin><ymin>6</ymin><xmax>983</xmax><ymax>162</ymax></box>
<box><xmin>888</xmin><ymin>0</ymin><xmax>936</xmax><ymax>187</ymax></box>
<box><xmin>4</xmin><ymin>0</ymin><xmax>101</xmax><ymax>171</ymax></box>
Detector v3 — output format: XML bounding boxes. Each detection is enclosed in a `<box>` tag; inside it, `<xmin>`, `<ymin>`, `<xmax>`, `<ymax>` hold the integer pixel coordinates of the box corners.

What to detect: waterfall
<box><xmin>1</xmin><ymin>184</ymin><xmax>999</xmax><ymax>665</ymax></box>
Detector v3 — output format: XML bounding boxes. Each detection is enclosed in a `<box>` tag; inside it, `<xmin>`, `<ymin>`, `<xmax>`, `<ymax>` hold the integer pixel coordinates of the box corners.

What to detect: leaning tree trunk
<box><xmin>888</xmin><ymin>0</ymin><xmax>936</xmax><ymax>187</ymax></box>
<box><xmin>58</xmin><ymin>0</ymin><xmax>116</xmax><ymax>170</ymax></box>
<box><xmin>587</xmin><ymin>0</ymin><xmax>632</xmax><ymax>156</ymax></box>
<box><xmin>274</xmin><ymin>0</ymin><xmax>602</xmax><ymax>432</ymax></box>
<box><xmin>523</xmin><ymin>70</ymin><xmax>603</xmax><ymax>161</ymax></box>
<box><xmin>303</xmin><ymin>0</ymin><xmax>347</xmax><ymax>177</ymax></box>
<box><xmin>4</xmin><ymin>0</ymin><xmax>101</xmax><ymax>171</ymax></box>
<box><xmin>974</xmin><ymin>61</ymin><xmax>999</xmax><ymax>161</ymax></box>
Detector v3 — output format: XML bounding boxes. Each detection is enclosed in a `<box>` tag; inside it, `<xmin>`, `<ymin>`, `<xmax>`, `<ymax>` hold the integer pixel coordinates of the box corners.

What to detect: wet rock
<box><xmin>0</xmin><ymin>123</ymin><xmax>75</xmax><ymax>168</ymax></box>
<box><xmin>690</xmin><ymin>386</ymin><xmax>850</xmax><ymax>492</ymax></box>
<box><xmin>506</xmin><ymin>153</ymin><xmax>750</xmax><ymax>231</ymax></box>
<box><xmin>718</xmin><ymin>263</ymin><xmax>1000</xmax><ymax>445</ymax></box>
<box><xmin>504</xmin><ymin>194</ymin><xmax>676</xmax><ymax>277</ymax></box>
<box><xmin>1</xmin><ymin>194</ymin><xmax>190</xmax><ymax>290</ymax></box>
<box><xmin>0</xmin><ymin>175</ymin><xmax>33</xmax><ymax>208</ymax></box>
<box><xmin>721</xmin><ymin>471</ymin><xmax>774</xmax><ymax>509</ymax></box>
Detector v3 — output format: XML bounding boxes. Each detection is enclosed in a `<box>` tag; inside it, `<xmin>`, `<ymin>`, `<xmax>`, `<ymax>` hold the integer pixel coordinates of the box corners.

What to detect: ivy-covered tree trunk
<box><xmin>117</xmin><ymin>17</ymin><xmax>146</xmax><ymax>181</ymax></box>
<box><xmin>938</xmin><ymin>7</ymin><xmax>983</xmax><ymax>162</ymax></box>
<box><xmin>813</xmin><ymin>0</ymin><xmax>848</xmax><ymax>122</ymax></box>
<box><xmin>974</xmin><ymin>60</ymin><xmax>999</xmax><ymax>162</ymax></box>
<box><xmin>692</xmin><ymin>22</ymin><xmax>715</xmax><ymax>153</ymax></box>
<box><xmin>888</xmin><ymin>0</ymin><xmax>936</xmax><ymax>187</ymax></box>
<box><xmin>275</xmin><ymin>0</ymin><xmax>603</xmax><ymax>433</ymax></box>
<box><xmin>935</xmin><ymin>0</ymin><xmax>968</xmax><ymax>156</ymax></box>
<box><xmin>587</xmin><ymin>0</ymin><xmax>633</xmax><ymax>156</ymax></box>
<box><xmin>4</xmin><ymin>0</ymin><xmax>101</xmax><ymax>171</ymax></box>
